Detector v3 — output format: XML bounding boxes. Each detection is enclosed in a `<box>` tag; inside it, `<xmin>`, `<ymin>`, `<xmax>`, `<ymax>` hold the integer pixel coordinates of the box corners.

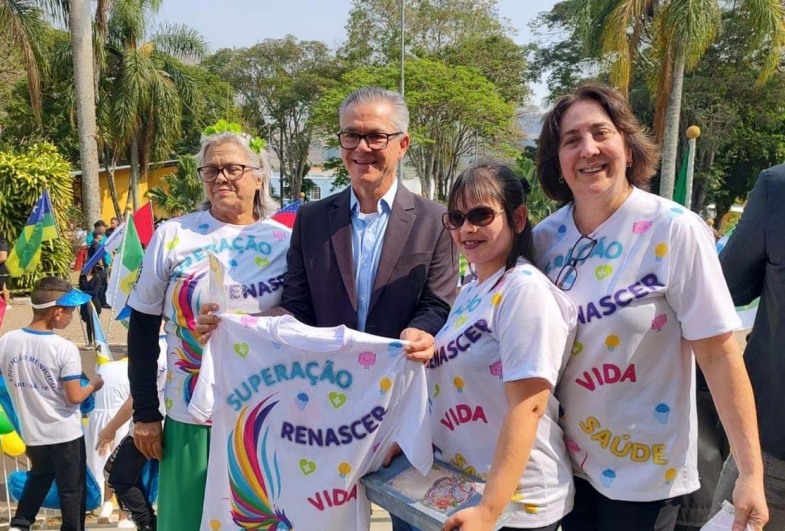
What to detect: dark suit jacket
<box><xmin>280</xmin><ymin>184</ymin><xmax>458</xmax><ymax>339</ymax></box>
<box><xmin>720</xmin><ymin>163</ymin><xmax>785</xmax><ymax>459</ymax></box>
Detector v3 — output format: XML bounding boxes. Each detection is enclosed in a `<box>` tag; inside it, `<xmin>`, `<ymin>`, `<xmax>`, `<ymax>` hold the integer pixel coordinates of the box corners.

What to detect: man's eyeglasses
<box><xmin>337</xmin><ymin>131</ymin><xmax>403</xmax><ymax>150</ymax></box>
<box><xmin>197</xmin><ymin>164</ymin><xmax>259</xmax><ymax>183</ymax></box>
<box><xmin>442</xmin><ymin>207</ymin><xmax>504</xmax><ymax>231</ymax></box>
<box><xmin>555</xmin><ymin>234</ymin><xmax>598</xmax><ymax>291</ymax></box>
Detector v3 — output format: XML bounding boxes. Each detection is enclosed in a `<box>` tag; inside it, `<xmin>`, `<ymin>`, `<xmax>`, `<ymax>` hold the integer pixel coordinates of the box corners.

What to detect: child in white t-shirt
<box><xmin>0</xmin><ymin>277</ymin><xmax>104</xmax><ymax>531</ymax></box>
<box><xmin>416</xmin><ymin>161</ymin><xmax>577</xmax><ymax>531</ymax></box>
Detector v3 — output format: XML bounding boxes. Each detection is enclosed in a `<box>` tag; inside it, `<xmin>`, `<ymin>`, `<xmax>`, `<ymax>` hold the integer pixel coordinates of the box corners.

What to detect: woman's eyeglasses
<box><xmin>442</xmin><ymin>207</ymin><xmax>504</xmax><ymax>230</ymax></box>
<box><xmin>555</xmin><ymin>234</ymin><xmax>598</xmax><ymax>291</ymax></box>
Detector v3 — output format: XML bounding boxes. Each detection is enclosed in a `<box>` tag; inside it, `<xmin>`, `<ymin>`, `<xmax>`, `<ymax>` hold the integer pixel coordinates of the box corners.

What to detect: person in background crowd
<box><xmin>533</xmin><ymin>83</ymin><xmax>766</xmax><ymax>531</ymax></box>
<box><xmin>78</xmin><ymin>264</ymin><xmax>103</xmax><ymax>348</ymax></box>
<box><xmin>106</xmin><ymin>217</ymin><xmax>120</xmax><ymax>238</ymax></box>
<box><xmin>0</xmin><ymin>231</ymin><xmax>9</xmax><ymax>304</ymax></box>
<box><xmin>716</xmin><ymin>163</ymin><xmax>785</xmax><ymax>531</ymax></box>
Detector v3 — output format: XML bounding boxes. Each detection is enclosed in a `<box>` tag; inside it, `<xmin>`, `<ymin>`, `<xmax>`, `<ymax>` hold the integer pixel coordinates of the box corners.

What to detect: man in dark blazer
<box><xmin>715</xmin><ymin>163</ymin><xmax>785</xmax><ymax>530</ymax></box>
<box><xmin>279</xmin><ymin>87</ymin><xmax>458</xmax><ymax>359</ymax></box>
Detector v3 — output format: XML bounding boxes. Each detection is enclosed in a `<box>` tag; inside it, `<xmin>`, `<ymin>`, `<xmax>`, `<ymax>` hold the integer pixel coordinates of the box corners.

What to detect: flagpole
<box><xmin>105</xmin><ymin>208</ymin><xmax>132</xmax><ymax>341</ymax></box>
<box><xmin>685</xmin><ymin>125</ymin><xmax>700</xmax><ymax>211</ymax></box>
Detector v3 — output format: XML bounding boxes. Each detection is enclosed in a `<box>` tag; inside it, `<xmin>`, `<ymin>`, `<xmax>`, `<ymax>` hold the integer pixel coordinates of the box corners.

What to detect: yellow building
<box><xmin>71</xmin><ymin>160</ymin><xmax>178</xmax><ymax>222</ymax></box>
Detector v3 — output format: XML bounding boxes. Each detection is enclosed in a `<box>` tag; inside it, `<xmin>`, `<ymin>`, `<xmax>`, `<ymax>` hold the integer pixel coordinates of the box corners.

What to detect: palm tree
<box><xmin>589</xmin><ymin>0</ymin><xmax>785</xmax><ymax>199</ymax></box>
<box><xmin>146</xmin><ymin>155</ymin><xmax>203</xmax><ymax>217</ymax></box>
<box><xmin>0</xmin><ymin>0</ymin><xmax>102</xmax><ymax>226</ymax></box>
<box><xmin>99</xmin><ymin>0</ymin><xmax>206</xmax><ymax>209</ymax></box>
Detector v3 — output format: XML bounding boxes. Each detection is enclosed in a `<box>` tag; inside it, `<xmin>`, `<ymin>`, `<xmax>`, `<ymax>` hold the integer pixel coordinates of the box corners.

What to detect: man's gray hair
<box><xmin>195</xmin><ymin>131</ymin><xmax>278</xmax><ymax>219</ymax></box>
<box><xmin>338</xmin><ymin>87</ymin><xmax>410</xmax><ymax>134</ymax></box>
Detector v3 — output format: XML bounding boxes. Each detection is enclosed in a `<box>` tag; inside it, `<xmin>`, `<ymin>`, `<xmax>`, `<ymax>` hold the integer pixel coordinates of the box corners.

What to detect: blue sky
<box><xmin>155</xmin><ymin>0</ymin><xmax>559</xmax><ymax>104</ymax></box>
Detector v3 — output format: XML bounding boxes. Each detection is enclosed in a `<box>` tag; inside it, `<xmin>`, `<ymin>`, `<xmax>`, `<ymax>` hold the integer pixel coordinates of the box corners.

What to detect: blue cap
<box><xmin>30</xmin><ymin>288</ymin><xmax>92</xmax><ymax>309</ymax></box>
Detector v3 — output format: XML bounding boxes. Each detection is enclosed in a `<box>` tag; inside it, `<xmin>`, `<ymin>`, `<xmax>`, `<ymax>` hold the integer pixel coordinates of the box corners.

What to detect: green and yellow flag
<box><xmin>6</xmin><ymin>190</ymin><xmax>58</xmax><ymax>276</ymax></box>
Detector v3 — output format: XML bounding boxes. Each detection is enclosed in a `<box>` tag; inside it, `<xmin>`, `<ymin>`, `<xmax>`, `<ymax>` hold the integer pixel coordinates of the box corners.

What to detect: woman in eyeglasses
<box><xmin>431</xmin><ymin>160</ymin><xmax>577</xmax><ymax>531</ymax></box>
<box><xmin>125</xmin><ymin>126</ymin><xmax>291</xmax><ymax>531</ymax></box>
<box><xmin>532</xmin><ymin>84</ymin><xmax>766</xmax><ymax>531</ymax></box>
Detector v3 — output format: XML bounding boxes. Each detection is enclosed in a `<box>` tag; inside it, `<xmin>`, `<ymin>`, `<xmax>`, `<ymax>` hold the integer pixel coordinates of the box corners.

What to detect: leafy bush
<box><xmin>0</xmin><ymin>143</ymin><xmax>75</xmax><ymax>294</ymax></box>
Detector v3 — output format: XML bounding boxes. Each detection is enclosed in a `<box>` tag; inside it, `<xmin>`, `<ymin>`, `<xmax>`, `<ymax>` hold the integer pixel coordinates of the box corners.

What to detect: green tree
<box><xmin>315</xmin><ymin>58</ymin><xmax>515</xmax><ymax>201</ymax></box>
<box><xmin>516</xmin><ymin>152</ymin><xmax>557</xmax><ymax>224</ymax></box>
<box><xmin>563</xmin><ymin>0</ymin><xmax>785</xmax><ymax>199</ymax></box>
<box><xmin>203</xmin><ymin>36</ymin><xmax>339</xmax><ymax>200</ymax></box>
<box><xmin>100</xmin><ymin>0</ymin><xmax>206</xmax><ymax>209</ymax></box>
<box><xmin>0</xmin><ymin>142</ymin><xmax>74</xmax><ymax>291</ymax></box>
<box><xmin>146</xmin><ymin>155</ymin><xmax>203</xmax><ymax>217</ymax></box>
<box><xmin>342</xmin><ymin>0</ymin><xmax>510</xmax><ymax>66</ymax></box>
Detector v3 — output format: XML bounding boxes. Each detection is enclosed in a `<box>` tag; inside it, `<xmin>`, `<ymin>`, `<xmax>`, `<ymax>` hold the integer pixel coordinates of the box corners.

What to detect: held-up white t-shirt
<box><xmin>429</xmin><ymin>259</ymin><xmax>577</xmax><ymax>527</ymax></box>
<box><xmin>189</xmin><ymin>314</ymin><xmax>433</xmax><ymax>531</ymax></box>
<box><xmin>127</xmin><ymin>210</ymin><xmax>290</xmax><ymax>424</ymax></box>
<box><xmin>0</xmin><ymin>329</ymin><xmax>83</xmax><ymax>446</ymax></box>
<box><xmin>533</xmin><ymin>187</ymin><xmax>741</xmax><ymax>502</ymax></box>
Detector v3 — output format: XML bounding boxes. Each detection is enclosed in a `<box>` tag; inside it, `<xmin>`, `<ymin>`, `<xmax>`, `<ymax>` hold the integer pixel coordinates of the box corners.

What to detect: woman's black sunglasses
<box><xmin>442</xmin><ymin>207</ymin><xmax>504</xmax><ymax>230</ymax></box>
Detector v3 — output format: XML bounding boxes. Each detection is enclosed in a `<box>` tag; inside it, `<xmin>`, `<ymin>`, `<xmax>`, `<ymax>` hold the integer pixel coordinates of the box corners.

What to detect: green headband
<box><xmin>202</xmin><ymin>120</ymin><xmax>266</xmax><ymax>154</ymax></box>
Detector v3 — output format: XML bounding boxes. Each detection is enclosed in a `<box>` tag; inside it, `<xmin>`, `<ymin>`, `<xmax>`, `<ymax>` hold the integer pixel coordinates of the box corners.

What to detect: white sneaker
<box><xmin>97</xmin><ymin>500</ymin><xmax>114</xmax><ymax>523</ymax></box>
<box><xmin>117</xmin><ymin>519</ymin><xmax>137</xmax><ymax>529</ymax></box>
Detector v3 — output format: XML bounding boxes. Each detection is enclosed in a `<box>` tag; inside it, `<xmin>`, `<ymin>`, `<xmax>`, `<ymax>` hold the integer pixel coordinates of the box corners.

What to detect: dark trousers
<box><xmin>95</xmin><ymin>268</ymin><xmax>108</xmax><ymax>307</ymax></box>
<box><xmin>11</xmin><ymin>436</ymin><xmax>86</xmax><ymax>531</ymax></box>
<box><xmin>561</xmin><ymin>477</ymin><xmax>681</xmax><ymax>531</ymax></box>
<box><xmin>105</xmin><ymin>436</ymin><xmax>156</xmax><ymax>530</ymax></box>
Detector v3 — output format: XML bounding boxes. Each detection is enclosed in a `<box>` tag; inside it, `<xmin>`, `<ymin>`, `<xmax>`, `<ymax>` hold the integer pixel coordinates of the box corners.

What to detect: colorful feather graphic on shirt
<box><xmin>228</xmin><ymin>395</ymin><xmax>294</xmax><ymax>530</ymax></box>
<box><xmin>170</xmin><ymin>272</ymin><xmax>205</xmax><ymax>404</ymax></box>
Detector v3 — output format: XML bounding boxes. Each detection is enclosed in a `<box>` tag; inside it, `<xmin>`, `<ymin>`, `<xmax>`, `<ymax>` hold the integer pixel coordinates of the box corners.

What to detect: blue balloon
<box><xmin>79</xmin><ymin>375</ymin><xmax>95</xmax><ymax>415</ymax></box>
<box><xmin>9</xmin><ymin>467</ymin><xmax>103</xmax><ymax>510</ymax></box>
<box><xmin>0</xmin><ymin>377</ymin><xmax>21</xmax><ymax>434</ymax></box>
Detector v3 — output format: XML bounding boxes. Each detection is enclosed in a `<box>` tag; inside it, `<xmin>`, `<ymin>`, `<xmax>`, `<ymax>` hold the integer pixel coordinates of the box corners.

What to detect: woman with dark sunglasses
<box><xmin>425</xmin><ymin>160</ymin><xmax>577</xmax><ymax>531</ymax></box>
<box><xmin>532</xmin><ymin>84</ymin><xmax>766</xmax><ymax>531</ymax></box>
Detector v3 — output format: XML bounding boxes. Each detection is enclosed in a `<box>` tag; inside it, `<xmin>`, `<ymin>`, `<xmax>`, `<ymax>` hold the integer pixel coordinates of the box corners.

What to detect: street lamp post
<box><xmin>685</xmin><ymin>125</ymin><xmax>701</xmax><ymax>210</ymax></box>
<box><xmin>398</xmin><ymin>0</ymin><xmax>405</xmax><ymax>185</ymax></box>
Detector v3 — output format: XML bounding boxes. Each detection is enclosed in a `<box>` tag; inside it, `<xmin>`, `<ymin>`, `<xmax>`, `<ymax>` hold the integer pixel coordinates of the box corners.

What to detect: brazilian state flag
<box><xmin>6</xmin><ymin>190</ymin><xmax>58</xmax><ymax>276</ymax></box>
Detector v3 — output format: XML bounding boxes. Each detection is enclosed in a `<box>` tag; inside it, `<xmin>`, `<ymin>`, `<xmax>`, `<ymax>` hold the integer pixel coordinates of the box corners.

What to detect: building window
<box><xmin>308</xmin><ymin>187</ymin><xmax>322</xmax><ymax>201</ymax></box>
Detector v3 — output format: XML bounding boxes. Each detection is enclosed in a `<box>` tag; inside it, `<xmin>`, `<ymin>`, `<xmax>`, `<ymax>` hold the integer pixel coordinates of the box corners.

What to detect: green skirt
<box><xmin>158</xmin><ymin>418</ymin><xmax>211</xmax><ymax>531</ymax></box>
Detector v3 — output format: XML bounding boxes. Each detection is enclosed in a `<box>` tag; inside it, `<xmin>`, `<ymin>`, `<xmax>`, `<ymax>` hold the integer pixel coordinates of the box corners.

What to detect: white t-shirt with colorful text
<box><xmin>127</xmin><ymin>210</ymin><xmax>290</xmax><ymax>424</ymax></box>
<box><xmin>189</xmin><ymin>314</ymin><xmax>433</xmax><ymax>531</ymax></box>
<box><xmin>429</xmin><ymin>259</ymin><xmax>577</xmax><ymax>527</ymax></box>
<box><xmin>533</xmin><ymin>187</ymin><xmax>741</xmax><ymax>501</ymax></box>
<box><xmin>0</xmin><ymin>329</ymin><xmax>83</xmax><ymax>446</ymax></box>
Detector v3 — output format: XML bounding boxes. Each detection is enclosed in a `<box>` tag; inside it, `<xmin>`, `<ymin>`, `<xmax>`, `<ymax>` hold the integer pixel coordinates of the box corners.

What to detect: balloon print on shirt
<box><xmin>632</xmin><ymin>220</ymin><xmax>653</xmax><ymax>236</ymax></box>
<box><xmin>664</xmin><ymin>467</ymin><xmax>677</xmax><ymax>485</ymax></box>
<box><xmin>556</xmin><ymin>224</ymin><xmax>567</xmax><ymax>241</ymax></box>
<box><xmin>358</xmin><ymin>351</ymin><xmax>376</xmax><ymax>369</ymax></box>
<box><xmin>605</xmin><ymin>335</ymin><xmax>620</xmax><ymax>352</ymax></box>
<box><xmin>166</xmin><ymin>236</ymin><xmax>180</xmax><ymax>251</ymax></box>
<box><xmin>654</xmin><ymin>403</ymin><xmax>670</xmax><ymax>424</ymax></box>
<box><xmin>379</xmin><ymin>377</ymin><xmax>392</xmax><ymax>395</ymax></box>
<box><xmin>197</xmin><ymin>223</ymin><xmax>210</xmax><ymax>235</ymax></box>
<box><xmin>566</xmin><ymin>438</ymin><xmax>588</xmax><ymax>471</ymax></box>
<box><xmin>601</xmin><ymin>468</ymin><xmax>616</xmax><ymax>488</ymax></box>
<box><xmin>228</xmin><ymin>395</ymin><xmax>295</xmax><ymax>530</ymax></box>
<box><xmin>651</xmin><ymin>314</ymin><xmax>667</xmax><ymax>332</ymax></box>
<box><xmin>387</xmin><ymin>341</ymin><xmax>404</xmax><ymax>358</ymax></box>
<box><xmin>338</xmin><ymin>462</ymin><xmax>351</xmax><ymax>479</ymax></box>
<box><xmin>654</xmin><ymin>243</ymin><xmax>668</xmax><ymax>262</ymax></box>
<box><xmin>170</xmin><ymin>272</ymin><xmax>205</xmax><ymax>404</ymax></box>
<box><xmin>453</xmin><ymin>377</ymin><xmax>465</xmax><ymax>393</ymax></box>
<box><xmin>491</xmin><ymin>293</ymin><xmax>503</xmax><ymax>306</ymax></box>
<box><xmin>571</xmin><ymin>341</ymin><xmax>584</xmax><ymax>357</ymax></box>
<box><xmin>255</xmin><ymin>257</ymin><xmax>271</xmax><ymax>268</ymax></box>
<box><xmin>489</xmin><ymin>360</ymin><xmax>503</xmax><ymax>379</ymax></box>
<box><xmin>295</xmin><ymin>393</ymin><xmax>309</xmax><ymax>411</ymax></box>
